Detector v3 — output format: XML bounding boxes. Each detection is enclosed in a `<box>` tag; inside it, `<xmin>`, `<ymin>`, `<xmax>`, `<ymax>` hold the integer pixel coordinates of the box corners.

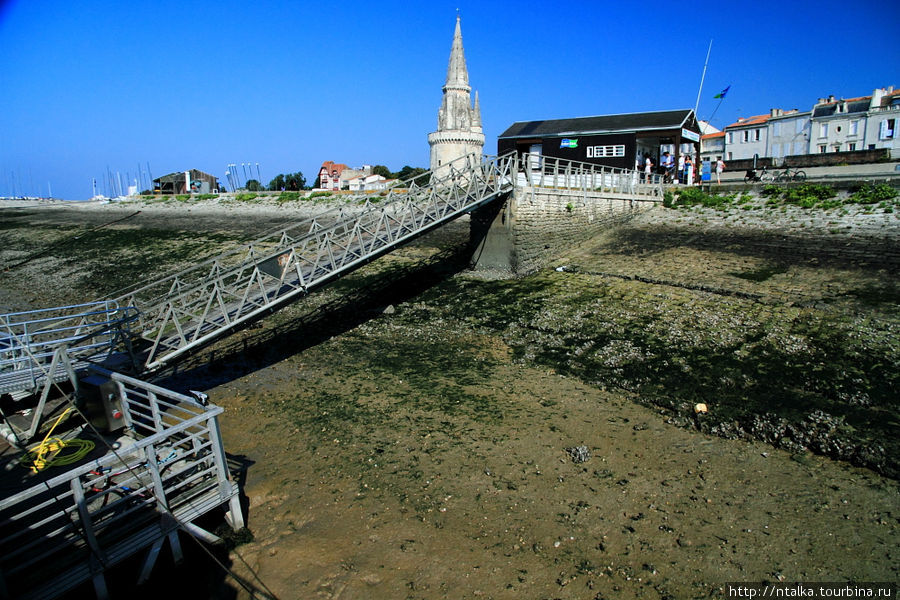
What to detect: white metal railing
<box><xmin>0</xmin><ymin>302</ymin><xmax>138</xmax><ymax>395</ymax></box>
<box><xmin>0</xmin><ymin>365</ymin><xmax>242</xmax><ymax>600</ymax></box>
<box><xmin>516</xmin><ymin>153</ymin><xmax>664</xmax><ymax>199</ymax></box>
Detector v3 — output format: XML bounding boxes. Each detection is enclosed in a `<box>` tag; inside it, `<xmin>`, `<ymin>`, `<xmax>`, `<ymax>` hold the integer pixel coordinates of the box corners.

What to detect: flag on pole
<box><xmin>713</xmin><ymin>85</ymin><xmax>731</xmax><ymax>99</ymax></box>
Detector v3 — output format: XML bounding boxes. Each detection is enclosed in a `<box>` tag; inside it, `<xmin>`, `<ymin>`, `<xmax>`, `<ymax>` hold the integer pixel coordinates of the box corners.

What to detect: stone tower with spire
<box><xmin>428</xmin><ymin>15</ymin><xmax>484</xmax><ymax>177</ymax></box>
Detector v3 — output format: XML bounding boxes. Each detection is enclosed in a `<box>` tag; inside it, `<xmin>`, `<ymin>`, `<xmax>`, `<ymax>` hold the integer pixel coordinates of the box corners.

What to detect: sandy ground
<box><xmin>1</xmin><ymin>194</ymin><xmax>898</xmax><ymax>600</ymax></box>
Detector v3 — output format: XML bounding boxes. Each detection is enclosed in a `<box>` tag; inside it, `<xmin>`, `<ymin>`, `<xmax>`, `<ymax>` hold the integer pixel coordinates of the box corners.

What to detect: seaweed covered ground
<box><xmin>1</xmin><ymin>196</ymin><xmax>898</xmax><ymax>599</ymax></box>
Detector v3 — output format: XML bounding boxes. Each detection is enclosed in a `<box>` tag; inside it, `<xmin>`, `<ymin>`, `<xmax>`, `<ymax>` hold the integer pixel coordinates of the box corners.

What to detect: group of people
<box><xmin>639</xmin><ymin>152</ymin><xmax>726</xmax><ymax>184</ymax></box>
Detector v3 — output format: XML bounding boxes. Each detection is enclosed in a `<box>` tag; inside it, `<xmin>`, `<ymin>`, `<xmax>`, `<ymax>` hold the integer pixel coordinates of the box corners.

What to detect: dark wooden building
<box><xmin>497</xmin><ymin>109</ymin><xmax>702</xmax><ymax>171</ymax></box>
<box><xmin>153</xmin><ymin>169</ymin><xmax>220</xmax><ymax>195</ymax></box>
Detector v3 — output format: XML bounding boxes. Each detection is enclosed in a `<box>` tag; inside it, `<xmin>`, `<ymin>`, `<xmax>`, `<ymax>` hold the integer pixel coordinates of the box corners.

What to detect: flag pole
<box><xmin>706</xmin><ymin>98</ymin><xmax>725</xmax><ymax>129</ymax></box>
<box><xmin>693</xmin><ymin>39</ymin><xmax>713</xmax><ymax>118</ymax></box>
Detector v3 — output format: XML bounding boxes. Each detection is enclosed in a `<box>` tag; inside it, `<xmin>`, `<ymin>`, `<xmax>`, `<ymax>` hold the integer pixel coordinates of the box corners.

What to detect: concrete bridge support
<box><xmin>470</xmin><ymin>186</ymin><xmax>656</xmax><ymax>278</ymax></box>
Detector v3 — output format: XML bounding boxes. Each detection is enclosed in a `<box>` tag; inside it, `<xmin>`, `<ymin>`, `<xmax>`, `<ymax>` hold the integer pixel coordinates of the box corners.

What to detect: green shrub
<box><xmin>781</xmin><ymin>183</ymin><xmax>836</xmax><ymax>207</ymax></box>
<box><xmin>277</xmin><ymin>191</ymin><xmax>300</xmax><ymax>203</ymax></box>
<box><xmin>848</xmin><ymin>183</ymin><xmax>898</xmax><ymax>205</ymax></box>
<box><xmin>175</xmin><ymin>194</ymin><xmax>191</xmax><ymax>202</ymax></box>
<box><xmin>234</xmin><ymin>193</ymin><xmax>259</xmax><ymax>202</ymax></box>
<box><xmin>665</xmin><ymin>187</ymin><xmax>735</xmax><ymax>210</ymax></box>
<box><xmin>308</xmin><ymin>191</ymin><xmax>333</xmax><ymax>201</ymax></box>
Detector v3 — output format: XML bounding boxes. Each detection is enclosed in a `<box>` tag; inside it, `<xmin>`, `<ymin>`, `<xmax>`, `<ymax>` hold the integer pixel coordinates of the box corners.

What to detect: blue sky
<box><xmin>1</xmin><ymin>0</ymin><xmax>898</xmax><ymax>200</ymax></box>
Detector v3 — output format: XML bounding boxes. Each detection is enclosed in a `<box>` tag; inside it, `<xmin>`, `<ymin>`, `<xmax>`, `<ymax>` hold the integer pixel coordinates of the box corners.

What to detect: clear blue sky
<box><xmin>2</xmin><ymin>0</ymin><xmax>898</xmax><ymax>200</ymax></box>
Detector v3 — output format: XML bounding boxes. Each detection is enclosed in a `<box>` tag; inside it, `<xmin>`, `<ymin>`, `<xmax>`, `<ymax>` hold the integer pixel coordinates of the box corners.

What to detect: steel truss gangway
<box><xmin>115</xmin><ymin>152</ymin><xmax>518</xmax><ymax>372</ymax></box>
<box><xmin>115</xmin><ymin>152</ymin><xmax>661</xmax><ymax>374</ymax></box>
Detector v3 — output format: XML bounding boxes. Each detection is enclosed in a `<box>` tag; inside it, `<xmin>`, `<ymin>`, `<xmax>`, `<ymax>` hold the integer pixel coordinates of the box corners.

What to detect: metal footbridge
<box><xmin>117</xmin><ymin>153</ymin><xmax>516</xmax><ymax>372</ymax></box>
<box><xmin>1</xmin><ymin>152</ymin><xmax>662</xmax><ymax>397</ymax></box>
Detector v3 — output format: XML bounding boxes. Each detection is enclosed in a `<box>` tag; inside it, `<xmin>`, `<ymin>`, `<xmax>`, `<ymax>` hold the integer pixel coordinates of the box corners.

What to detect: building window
<box><xmin>848</xmin><ymin>142</ymin><xmax>857</xmax><ymax>151</ymax></box>
<box><xmin>819</xmin><ymin>123</ymin><xmax>829</xmax><ymax>138</ymax></box>
<box><xmin>586</xmin><ymin>145</ymin><xmax>625</xmax><ymax>158</ymax></box>
<box><xmin>818</xmin><ymin>144</ymin><xmax>827</xmax><ymax>153</ymax></box>
<box><xmin>773</xmin><ymin>122</ymin><xmax>781</xmax><ymax>136</ymax></box>
<box><xmin>754</xmin><ymin>129</ymin><xmax>761</xmax><ymax>141</ymax></box>
<box><xmin>727</xmin><ymin>132</ymin><xmax>733</xmax><ymax>144</ymax></box>
<box><xmin>880</xmin><ymin>118</ymin><xmax>895</xmax><ymax>139</ymax></box>
<box><xmin>849</xmin><ymin>120</ymin><xmax>859</xmax><ymax>136</ymax></box>
<box><xmin>742</xmin><ymin>130</ymin><xmax>749</xmax><ymax>143</ymax></box>
<box><xmin>727</xmin><ymin>152</ymin><xmax>732</xmax><ymax>160</ymax></box>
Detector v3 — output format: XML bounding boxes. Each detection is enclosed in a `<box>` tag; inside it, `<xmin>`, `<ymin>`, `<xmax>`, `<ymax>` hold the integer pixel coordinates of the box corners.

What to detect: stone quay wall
<box><xmin>470</xmin><ymin>187</ymin><xmax>656</xmax><ymax>277</ymax></box>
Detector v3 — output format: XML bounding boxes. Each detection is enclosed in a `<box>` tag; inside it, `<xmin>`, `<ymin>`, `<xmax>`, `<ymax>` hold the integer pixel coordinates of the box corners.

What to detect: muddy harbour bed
<box><xmin>0</xmin><ymin>196</ymin><xmax>897</xmax><ymax>599</ymax></box>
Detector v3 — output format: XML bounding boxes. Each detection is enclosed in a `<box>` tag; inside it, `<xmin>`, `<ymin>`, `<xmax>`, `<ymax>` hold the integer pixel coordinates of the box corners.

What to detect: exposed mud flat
<box><xmin>1</xmin><ymin>196</ymin><xmax>898</xmax><ymax>599</ymax></box>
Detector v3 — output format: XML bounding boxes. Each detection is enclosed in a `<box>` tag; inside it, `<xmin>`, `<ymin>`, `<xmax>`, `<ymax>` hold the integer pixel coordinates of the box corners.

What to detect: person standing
<box><xmin>677</xmin><ymin>154</ymin><xmax>685</xmax><ymax>184</ymax></box>
<box><xmin>684</xmin><ymin>156</ymin><xmax>694</xmax><ymax>185</ymax></box>
<box><xmin>716</xmin><ymin>158</ymin><xmax>726</xmax><ymax>184</ymax></box>
<box><xmin>661</xmin><ymin>151</ymin><xmax>675</xmax><ymax>183</ymax></box>
<box><xmin>644</xmin><ymin>154</ymin><xmax>654</xmax><ymax>184</ymax></box>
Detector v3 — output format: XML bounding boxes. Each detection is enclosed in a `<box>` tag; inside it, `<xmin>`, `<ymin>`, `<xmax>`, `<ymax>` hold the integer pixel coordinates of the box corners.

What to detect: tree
<box><xmin>267</xmin><ymin>174</ymin><xmax>286</xmax><ymax>191</ymax></box>
<box><xmin>267</xmin><ymin>171</ymin><xmax>306</xmax><ymax>191</ymax></box>
<box><xmin>245</xmin><ymin>179</ymin><xmax>263</xmax><ymax>191</ymax></box>
<box><xmin>372</xmin><ymin>165</ymin><xmax>392</xmax><ymax>179</ymax></box>
<box><xmin>284</xmin><ymin>172</ymin><xmax>306</xmax><ymax>191</ymax></box>
<box><xmin>394</xmin><ymin>165</ymin><xmax>428</xmax><ymax>183</ymax></box>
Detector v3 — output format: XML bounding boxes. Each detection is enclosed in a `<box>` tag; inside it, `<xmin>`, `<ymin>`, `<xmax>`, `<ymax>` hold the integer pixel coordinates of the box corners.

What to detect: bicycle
<box><xmin>774</xmin><ymin>167</ymin><xmax>807</xmax><ymax>182</ymax></box>
<box><xmin>744</xmin><ymin>166</ymin><xmax>775</xmax><ymax>183</ymax></box>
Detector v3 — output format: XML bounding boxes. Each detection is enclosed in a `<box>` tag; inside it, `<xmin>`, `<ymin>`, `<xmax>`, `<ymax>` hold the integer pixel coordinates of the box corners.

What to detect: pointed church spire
<box><xmin>444</xmin><ymin>15</ymin><xmax>470</xmax><ymax>92</ymax></box>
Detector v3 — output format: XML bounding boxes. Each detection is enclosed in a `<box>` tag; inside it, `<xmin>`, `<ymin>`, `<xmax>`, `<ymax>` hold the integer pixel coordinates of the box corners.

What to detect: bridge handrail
<box><xmin>515</xmin><ymin>153</ymin><xmax>664</xmax><ymax>198</ymax></box>
<box><xmin>0</xmin><ymin>364</ymin><xmax>240</xmax><ymax>600</ymax></box>
<box><xmin>0</xmin><ymin>301</ymin><xmax>139</xmax><ymax>391</ymax></box>
<box><xmin>111</xmin><ymin>152</ymin><xmax>506</xmax><ymax>310</ymax></box>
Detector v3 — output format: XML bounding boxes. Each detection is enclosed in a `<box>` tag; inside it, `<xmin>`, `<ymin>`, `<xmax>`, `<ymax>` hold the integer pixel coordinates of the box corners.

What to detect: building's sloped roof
<box><xmin>701</xmin><ymin>132</ymin><xmax>725</xmax><ymax>139</ymax></box>
<box><xmin>498</xmin><ymin>109</ymin><xmax>695</xmax><ymax>139</ymax></box>
<box><xmin>725</xmin><ymin>114</ymin><xmax>771</xmax><ymax>129</ymax></box>
<box><xmin>320</xmin><ymin>161</ymin><xmax>349</xmax><ymax>176</ymax></box>
<box><xmin>154</xmin><ymin>169</ymin><xmax>217</xmax><ymax>183</ymax></box>
<box><xmin>812</xmin><ymin>97</ymin><xmax>872</xmax><ymax>118</ymax></box>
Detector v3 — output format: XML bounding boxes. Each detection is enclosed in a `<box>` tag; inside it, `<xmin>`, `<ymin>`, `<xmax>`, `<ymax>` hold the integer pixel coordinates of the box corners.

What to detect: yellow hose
<box><xmin>24</xmin><ymin>408</ymin><xmax>95</xmax><ymax>473</ymax></box>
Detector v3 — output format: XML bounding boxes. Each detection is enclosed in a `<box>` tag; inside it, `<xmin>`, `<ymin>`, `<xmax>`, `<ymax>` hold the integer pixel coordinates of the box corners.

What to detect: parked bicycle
<box><xmin>744</xmin><ymin>166</ymin><xmax>775</xmax><ymax>183</ymax></box>
<box><xmin>774</xmin><ymin>167</ymin><xmax>807</xmax><ymax>182</ymax></box>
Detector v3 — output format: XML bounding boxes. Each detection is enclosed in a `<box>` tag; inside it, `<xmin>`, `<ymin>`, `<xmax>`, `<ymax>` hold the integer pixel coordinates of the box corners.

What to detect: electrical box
<box><xmin>80</xmin><ymin>375</ymin><xmax>126</xmax><ymax>433</ymax></box>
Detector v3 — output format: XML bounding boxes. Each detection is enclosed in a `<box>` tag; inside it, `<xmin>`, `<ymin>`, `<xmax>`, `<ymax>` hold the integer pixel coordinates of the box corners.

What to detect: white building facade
<box><xmin>863</xmin><ymin>87</ymin><xmax>900</xmax><ymax>156</ymax></box>
<box><xmin>767</xmin><ymin>109</ymin><xmax>811</xmax><ymax>162</ymax></box>
<box><xmin>809</xmin><ymin>95</ymin><xmax>871</xmax><ymax>154</ymax></box>
<box><xmin>723</xmin><ymin>86</ymin><xmax>899</xmax><ymax>161</ymax></box>
<box><xmin>723</xmin><ymin>114</ymin><xmax>770</xmax><ymax>161</ymax></box>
